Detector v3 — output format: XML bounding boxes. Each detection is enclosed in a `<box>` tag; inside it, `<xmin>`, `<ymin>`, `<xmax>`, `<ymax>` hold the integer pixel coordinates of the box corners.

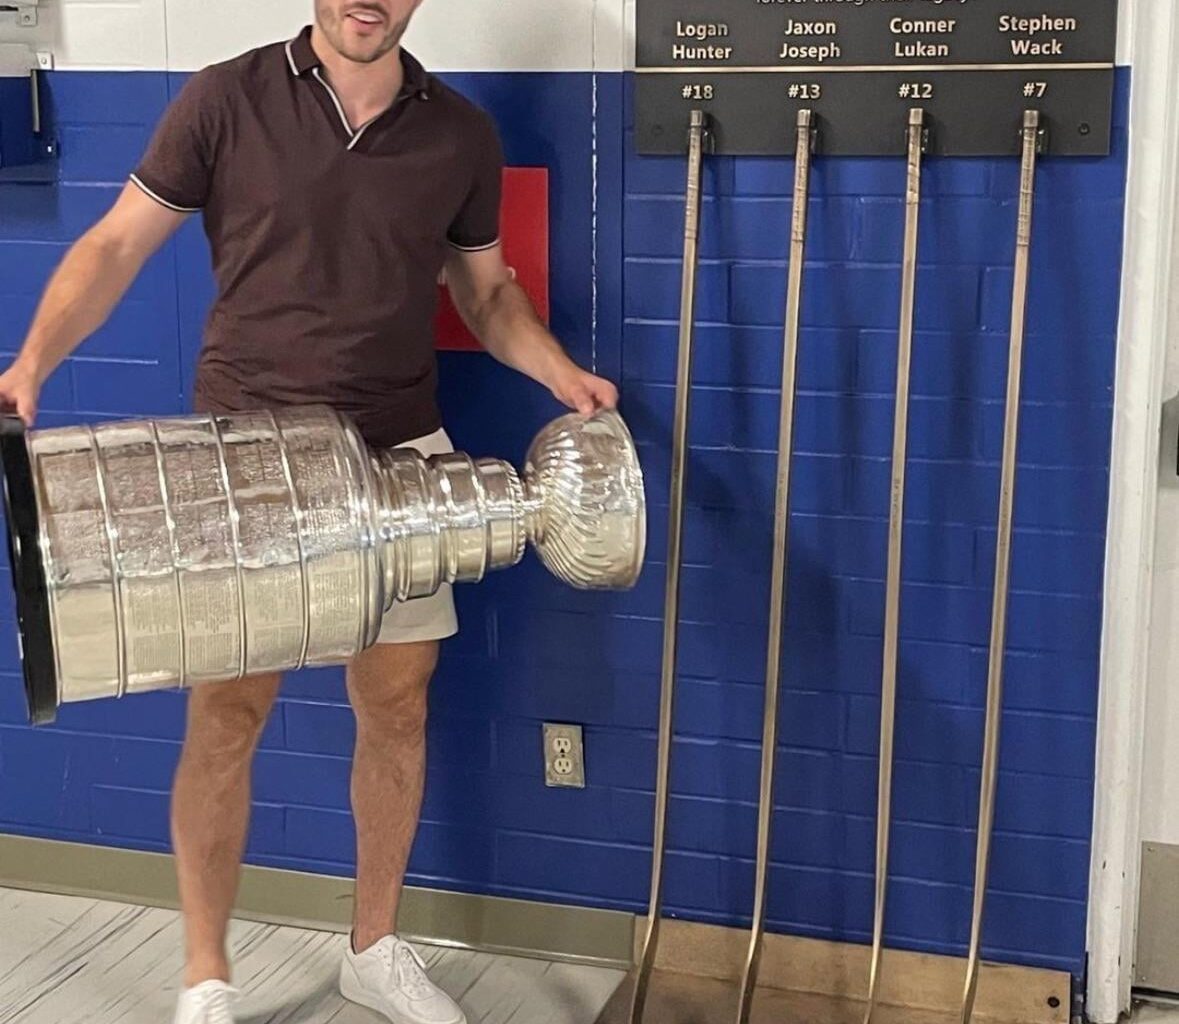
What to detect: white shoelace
<box><xmin>378</xmin><ymin>940</ymin><xmax>434</xmax><ymax>1000</ymax></box>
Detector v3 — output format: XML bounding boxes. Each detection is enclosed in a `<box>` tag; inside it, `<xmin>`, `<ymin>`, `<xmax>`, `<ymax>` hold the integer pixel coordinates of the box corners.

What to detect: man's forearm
<box><xmin>445</xmin><ymin>252</ymin><xmax>616</xmax><ymax>414</ymax></box>
<box><xmin>16</xmin><ymin>232</ymin><xmax>144</xmax><ymax>382</ymax></box>
<box><xmin>461</xmin><ymin>278</ymin><xmax>571</xmax><ymax>389</ymax></box>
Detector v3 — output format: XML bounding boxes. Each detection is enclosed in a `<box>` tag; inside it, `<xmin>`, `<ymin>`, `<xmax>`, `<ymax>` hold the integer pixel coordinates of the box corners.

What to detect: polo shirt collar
<box><xmin>285</xmin><ymin>24</ymin><xmax>430</xmax><ymax>99</ymax></box>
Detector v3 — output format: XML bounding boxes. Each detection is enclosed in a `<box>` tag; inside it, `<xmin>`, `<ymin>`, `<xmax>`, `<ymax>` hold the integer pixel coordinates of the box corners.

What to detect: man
<box><xmin>0</xmin><ymin>3</ymin><xmax>617</xmax><ymax>1023</ymax></box>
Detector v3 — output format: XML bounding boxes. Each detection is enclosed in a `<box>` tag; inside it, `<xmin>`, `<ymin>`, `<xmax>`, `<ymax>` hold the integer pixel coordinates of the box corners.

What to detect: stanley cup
<box><xmin>0</xmin><ymin>405</ymin><xmax>646</xmax><ymax>724</ymax></box>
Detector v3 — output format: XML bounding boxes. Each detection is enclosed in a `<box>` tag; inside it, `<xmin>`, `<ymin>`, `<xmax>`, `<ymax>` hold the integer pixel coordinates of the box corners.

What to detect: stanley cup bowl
<box><xmin>523</xmin><ymin>410</ymin><xmax>646</xmax><ymax>589</ymax></box>
<box><xmin>0</xmin><ymin>405</ymin><xmax>646</xmax><ymax>725</ymax></box>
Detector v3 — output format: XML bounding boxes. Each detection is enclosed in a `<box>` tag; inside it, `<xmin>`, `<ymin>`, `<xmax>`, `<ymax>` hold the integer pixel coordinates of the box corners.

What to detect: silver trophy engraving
<box><xmin>1</xmin><ymin>406</ymin><xmax>645</xmax><ymax>722</ymax></box>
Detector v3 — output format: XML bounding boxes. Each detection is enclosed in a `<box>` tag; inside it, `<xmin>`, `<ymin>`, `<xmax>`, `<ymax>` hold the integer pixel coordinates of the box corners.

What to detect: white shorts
<box><xmin>374</xmin><ymin>426</ymin><xmax>460</xmax><ymax>645</ymax></box>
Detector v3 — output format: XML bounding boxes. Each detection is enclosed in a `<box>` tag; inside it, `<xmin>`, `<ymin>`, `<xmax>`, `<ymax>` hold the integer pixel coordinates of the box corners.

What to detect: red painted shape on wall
<box><xmin>434</xmin><ymin>167</ymin><xmax>550</xmax><ymax>352</ymax></box>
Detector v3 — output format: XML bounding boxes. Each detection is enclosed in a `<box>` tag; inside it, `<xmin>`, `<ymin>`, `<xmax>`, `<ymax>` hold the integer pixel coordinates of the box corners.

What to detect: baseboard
<box><xmin>630</xmin><ymin>916</ymin><xmax>1071</xmax><ymax>1024</ymax></box>
<box><xmin>0</xmin><ymin>833</ymin><xmax>634</xmax><ymax>969</ymax></box>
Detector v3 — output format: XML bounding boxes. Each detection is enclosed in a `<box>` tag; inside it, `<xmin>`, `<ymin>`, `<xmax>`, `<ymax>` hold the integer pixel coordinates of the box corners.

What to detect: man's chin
<box><xmin>338</xmin><ymin>35</ymin><xmax>399</xmax><ymax>64</ymax></box>
<box><xmin>340</xmin><ymin>46</ymin><xmax>380</xmax><ymax>63</ymax></box>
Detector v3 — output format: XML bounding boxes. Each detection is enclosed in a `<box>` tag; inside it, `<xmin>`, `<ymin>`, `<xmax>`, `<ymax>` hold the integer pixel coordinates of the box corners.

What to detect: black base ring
<box><xmin>0</xmin><ymin>416</ymin><xmax>58</xmax><ymax>725</ymax></box>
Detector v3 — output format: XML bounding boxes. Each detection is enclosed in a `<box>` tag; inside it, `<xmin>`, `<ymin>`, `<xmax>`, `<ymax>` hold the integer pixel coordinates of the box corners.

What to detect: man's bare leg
<box><xmin>346</xmin><ymin>641</ymin><xmax>439</xmax><ymax>952</ymax></box>
<box><xmin>171</xmin><ymin>672</ymin><xmax>283</xmax><ymax>986</ymax></box>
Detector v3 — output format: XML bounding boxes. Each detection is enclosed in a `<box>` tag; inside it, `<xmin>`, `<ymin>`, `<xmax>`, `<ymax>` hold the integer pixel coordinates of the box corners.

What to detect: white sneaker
<box><xmin>339</xmin><ymin>933</ymin><xmax>466</xmax><ymax>1024</ymax></box>
<box><xmin>172</xmin><ymin>979</ymin><xmax>239</xmax><ymax>1024</ymax></box>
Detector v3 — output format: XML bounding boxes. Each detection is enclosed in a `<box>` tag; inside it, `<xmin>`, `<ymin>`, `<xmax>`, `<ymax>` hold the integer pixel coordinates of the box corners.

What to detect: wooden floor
<box><xmin>595</xmin><ymin>968</ymin><xmax>983</xmax><ymax>1024</ymax></box>
<box><xmin>0</xmin><ymin>887</ymin><xmax>626</xmax><ymax>1024</ymax></box>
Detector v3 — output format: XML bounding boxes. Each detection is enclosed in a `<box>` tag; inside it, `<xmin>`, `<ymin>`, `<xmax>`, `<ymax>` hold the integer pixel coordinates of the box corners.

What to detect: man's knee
<box><xmin>183</xmin><ymin>673</ymin><xmax>282</xmax><ymax>763</ymax></box>
<box><xmin>347</xmin><ymin>641</ymin><xmax>438</xmax><ymax>734</ymax></box>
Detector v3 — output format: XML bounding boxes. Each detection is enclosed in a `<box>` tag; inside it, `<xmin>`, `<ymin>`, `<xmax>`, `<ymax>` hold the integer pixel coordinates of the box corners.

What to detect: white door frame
<box><xmin>1087</xmin><ymin>3</ymin><xmax>1179</xmax><ymax>1021</ymax></box>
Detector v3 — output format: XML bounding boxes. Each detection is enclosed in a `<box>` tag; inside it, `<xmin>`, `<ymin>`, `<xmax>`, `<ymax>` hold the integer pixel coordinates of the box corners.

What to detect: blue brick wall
<box><xmin>0</xmin><ymin>66</ymin><xmax>1128</xmax><ymax>980</ymax></box>
<box><xmin>605</xmin><ymin>67</ymin><xmax>1127</xmax><ymax>979</ymax></box>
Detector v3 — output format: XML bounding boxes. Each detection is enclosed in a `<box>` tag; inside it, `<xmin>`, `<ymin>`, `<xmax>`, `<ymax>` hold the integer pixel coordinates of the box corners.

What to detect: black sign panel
<box><xmin>635</xmin><ymin>0</ymin><xmax>1118</xmax><ymax>156</ymax></box>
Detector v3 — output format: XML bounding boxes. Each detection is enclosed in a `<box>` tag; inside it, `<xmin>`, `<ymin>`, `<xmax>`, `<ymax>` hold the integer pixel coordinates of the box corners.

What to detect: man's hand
<box><xmin>547</xmin><ymin>361</ymin><xmax>619</xmax><ymax>416</ymax></box>
<box><xmin>0</xmin><ymin>360</ymin><xmax>44</xmax><ymax>426</ymax></box>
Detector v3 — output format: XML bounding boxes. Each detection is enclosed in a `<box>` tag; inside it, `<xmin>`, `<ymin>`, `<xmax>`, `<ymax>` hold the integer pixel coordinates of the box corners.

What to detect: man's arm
<box><xmin>0</xmin><ymin>183</ymin><xmax>189</xmax><ymax>423</ymax></box>
<box><xmin>443</xmin><ymin>243</ymin><xmax>618</xmax><ymax>415</ymax></box>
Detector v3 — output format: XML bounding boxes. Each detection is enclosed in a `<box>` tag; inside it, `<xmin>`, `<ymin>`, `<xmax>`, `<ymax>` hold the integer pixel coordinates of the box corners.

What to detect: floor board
<box><xmin>0</xmin><ymin>888</ymin><xmax>626</xmax><ymax>1024</ymax></box>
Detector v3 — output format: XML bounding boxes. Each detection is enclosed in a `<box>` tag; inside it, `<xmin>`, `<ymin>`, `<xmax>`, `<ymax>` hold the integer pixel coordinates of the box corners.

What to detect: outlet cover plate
<box><xmin>543</xmin><ymin>723</ymin><xmax>585</xmax><ymax>788</ymax></box>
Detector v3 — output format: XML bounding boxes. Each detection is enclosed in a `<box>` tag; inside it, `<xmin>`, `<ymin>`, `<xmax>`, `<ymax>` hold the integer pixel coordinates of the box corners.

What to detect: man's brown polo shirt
<box><xmin>130</xmin><ymin>25</ymin><xmax>504</xmax><ymax>448</ymax></box>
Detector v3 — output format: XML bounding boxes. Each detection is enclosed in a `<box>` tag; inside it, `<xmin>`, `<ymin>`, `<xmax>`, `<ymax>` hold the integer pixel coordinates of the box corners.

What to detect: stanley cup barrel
<box><xmin>0</xmin><ymin>406</ymin><xmax>646</xmax><ymax>725</ymax></box>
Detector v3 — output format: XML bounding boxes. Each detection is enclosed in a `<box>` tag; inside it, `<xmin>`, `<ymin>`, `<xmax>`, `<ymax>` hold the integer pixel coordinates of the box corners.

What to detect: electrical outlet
<box><xmin>543</xmin><ymin>723</ymin><xmax>585</xmax><ymax>788</ymax></box>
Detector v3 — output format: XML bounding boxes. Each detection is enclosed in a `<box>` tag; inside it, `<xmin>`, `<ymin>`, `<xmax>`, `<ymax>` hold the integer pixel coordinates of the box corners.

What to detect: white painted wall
<box><xmin>1139</xmin><ymin>279</ymin><xmax>1179</xmax><ymax>844</ymax></box>
<box><xmin>0</xmin><ymin>0</ymin><xmax>631</xmax><ymax>71</ymax></box>
<box><xmin>1118</xmin><ymin>0</ymin><xmax>1133</xmax><ymax>65</ymax></box>
<box><xmin>0</xmin><ymin>0</ymin><xmax>167</xmax><ymax>69</ymax></box>
<box><xmin>163</xmin><ymin>1</ymin><xmax>303</xmax><ymax>71</ymax></box>
<box><xmin>1135</xmin><ymin>0</ymin><xmax>1179</xmax><ymax>845</ymax></box>
<box><xmin>0</xmin><ymin>0</ymin><xmax>1127</xmax><ymax>71</ymax></box>
<box><xmin>167</xmin><ymin>0</ymin><xmax>611</xmax><ymax>72</ymax></box>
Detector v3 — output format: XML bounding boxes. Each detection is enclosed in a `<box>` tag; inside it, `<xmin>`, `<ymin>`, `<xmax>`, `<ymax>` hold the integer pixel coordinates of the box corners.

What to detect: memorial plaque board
<box><xmin>635</xmin><ymin>0</ymin><xmax>1118</xmax><ymax>155</ymax></box>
